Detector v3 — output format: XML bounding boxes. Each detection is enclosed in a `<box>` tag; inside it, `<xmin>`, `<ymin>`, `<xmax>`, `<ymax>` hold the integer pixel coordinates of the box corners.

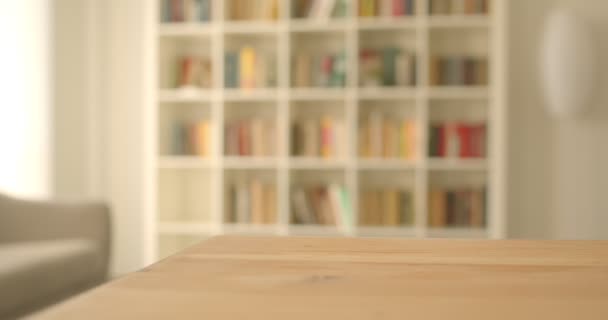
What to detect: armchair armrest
<box><xmin>0</xmin><ymin>193</ymin><xmax>111</xmax><ymax>276</ymax></box>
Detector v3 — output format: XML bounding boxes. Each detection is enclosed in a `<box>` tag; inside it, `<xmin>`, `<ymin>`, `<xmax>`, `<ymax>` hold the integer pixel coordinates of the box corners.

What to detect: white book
<box><xmin>184</xmin><ymin>0</ymin><xmax>198</xmax><ymax>22</ymax></box>
<box><xmin>380</xmin><ymin>0</ymin><xmax>392</xmax><ymax>17</ymax></box>
<box><xmin>315</xmin><ymin>0</ymin><xmax>336</xmax><ymax>21</ymax></box>
<box><xmin>396</xmin><ymin>52</ymin><xmax>413</xmax><ymax>86</ymax></box>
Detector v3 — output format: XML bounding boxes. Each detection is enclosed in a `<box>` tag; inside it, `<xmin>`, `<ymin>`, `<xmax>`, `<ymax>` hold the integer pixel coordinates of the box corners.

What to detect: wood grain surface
<box><xmin>34</xmin><ymin>236</ymin><xmax>608</xmax><ymax>320</ymax></box>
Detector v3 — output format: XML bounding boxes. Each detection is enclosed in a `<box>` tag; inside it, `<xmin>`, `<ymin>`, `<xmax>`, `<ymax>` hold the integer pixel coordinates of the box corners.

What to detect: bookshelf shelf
<box><xmin>427</xmin><ymin>158</ymin><xmax>488</xmax><ymax>171</ymax></box>
<box><xmin>148</xmin><ymin>0</ymin><xmax>507</xmax><ymax>262</ymax></box>
<box><xmin>159</xmin><ymin>23</ymin><xmax>215</xmax><ymax>36</ymax></box>
<box><xmin>357</xmin><ymin>17</ymin><xmax>419</xmax><ymax>30</ymax></box>
<box><xmin>159</xmin><ymin>88</ymin><xmax>215</xmax><ymax>103</ymax></box>
<box><xmin>158</xmin><ymin>156</ymin><xmax>214</xmax><ymax>169</ymax></box>
<box><xmin>428</xmin><ymin>15</ymin><xmax>490</xmax><ymax>29</ymax></box>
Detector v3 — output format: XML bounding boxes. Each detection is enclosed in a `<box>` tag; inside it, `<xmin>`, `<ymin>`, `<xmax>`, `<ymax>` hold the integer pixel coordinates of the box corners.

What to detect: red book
<box><xmin>457</xmin><ymin>124</ymin><xmax>473</xmax><ymax>158</ymax></box>
<box><xmin>393</xmin><ymin>0</ymin><xmax>405</xmax><ymax>16</ymax></box>
<box><xmin>322</xmin><ymin>55</ymin><xmax>333</xmax><ymax>84</ymax></box>
<box><xmin>238</xmin><ymin>121</ymin><xmax>251</xmax><ymax>156</ymax></box>
<box><xmin>437</xmin><ymin>125</ymin><xmax>446</xmax><ymax>157</ymax></box>
<box><xmin>171</xmin><ymin>0</ymin><xmax>184</xmax><ymax>22</ymax></box>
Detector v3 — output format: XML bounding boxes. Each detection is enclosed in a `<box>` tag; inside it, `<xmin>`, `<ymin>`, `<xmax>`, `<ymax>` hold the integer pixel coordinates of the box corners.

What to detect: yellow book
<box><xmin>400</xmin><ymin>120</ymin><xmax>409</xmax><ymax>159</ymax></box>
<box><xmin>250</xmin><ymin>180</ymin><xmax>264</xmax><ymax>225</ymax></box>
<box><xmin>359</xmin><ymin>125</ymin><xmax>369</xmax><ymax>158</ymax></box>
<box><xmin>263</xmin><ymin>184</ymin><xmax>277</xmax><ymax>224</ymax></box>
<box><xmin>196</xmin><ymin>120</ymin><xmax>210</xmax><ymax>157</ymax></box>
<box><xmin>239</xmin><ymin>46</ymin><xmax>256</xmax><ymax>89</ymax></box>
<box><xmin>406</xmin><ymin>121</ymin><xmax>416</xmax><ymax>160</ymax></box>
<box><xmin>383</xmin><ymin>190</ymin><xmax>400</xmax><ymax>226</ymax></box>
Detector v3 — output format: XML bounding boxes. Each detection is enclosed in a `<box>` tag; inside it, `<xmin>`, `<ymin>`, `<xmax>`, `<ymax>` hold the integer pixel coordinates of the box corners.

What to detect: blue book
<box><xmin>162</xmin><ymin>0</ymin><xmax>172</xmax><ymax>22</ymax></box>
<box><xmin>224</xmin><ymin>52</ymin><xmax>239</xmax><ymax>88</ymax></box>
<box><xmin>199</xmin><ymin>0</ymin><xmax>211</xmax><ymax>22</ymax></box>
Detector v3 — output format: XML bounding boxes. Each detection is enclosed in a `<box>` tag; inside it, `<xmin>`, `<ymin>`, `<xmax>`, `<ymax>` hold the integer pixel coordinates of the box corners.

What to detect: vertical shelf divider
<box><xmin>213</xmin><ymin>0</ymin><xmax>225</xmax><ymax>235</ymax></box>
<box><xmin>278</xmin><ymin>0</ymin><xmax>291</xmax><ymax>235</ymax></box>
<box><xmin>348</xmin><ymin>0</ymin><xmax>360</xmax><ymax>236</ymax></box>
<box><xmin>416</xmin><ymin>0</ymin><xmax>430</xmax><ymax>238</ymax></box>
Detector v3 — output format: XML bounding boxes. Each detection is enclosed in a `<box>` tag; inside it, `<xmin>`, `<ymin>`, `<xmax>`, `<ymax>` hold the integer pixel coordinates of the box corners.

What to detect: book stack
<box><xmin>359</xmin><ymin>0</ymin><xmax>416</xmax><ymax>17</ymax></box>
<box><xmin>225</xmin><ymin>118</ymin><xmax>276</xmax><ymax>157</ymax></box>
<box><xmin>291</xmin><ymin>0</ymin><xmax>349</xmax><ymax>19</ymax></box>
<box><xmin>177</xmin><ymin>56</ymin><xmax>212</xmax><ymax>88</ymax></box>
<box><xmin>228</xmin><ymin>0</ymin><xmax>279</xmax><ymax>21</ymax></box>
<box><xmin>172</xmin><ymin>120</ymin><xmax>212</xmax><ymax>156</ymax></box>
<box><xmin>225</xmin><ymin>47</ymin><xmax>277</xmax><ymax>89</ymax></box>
<box><xmin>429</xmin><ymin>0</ymin><xmax>489</xmax><ymax>15</ymax></box>
<box><xmin>429</xmin><ymin>56</ymin><xmax>488</xmax><ymax>86</ymax></box>
<box><xmin>291</xmin><ymin>185</ymin><xmax>353</xmax><ymax>227</ymax></box>
<box><xmin>359</xmin><ymin>113</ymin><xmax>416</xmax><ymax>159</ymax></box>
<box><xmin>226</xmin><ymin>179</ymin><xmax>277</xmax><ymax>224</ymax></box>
<box><xmin>292</xmin><ymin>116</ymin><xmax>345</xmax><ymax>158</ymax></box>
<box><xmin>161</xmin><ymin>0</ymin><xmax>212</xmax><ymax>23</ymax></box>
<box><xmin>359</xmin><ymin>189</ymin><xmax>414</xmax><ymax>226</ymax></box>
<box><xmin>360</xmin><ymin>48</ymin><xmax>416</xmax><ymax>87</ymax></box>
<box><xmin>428</xmin><ymin>186</ymin><xmax>486</xmax><ymax>227</ymax></box>
<box><xmin>292</xmin><ymin>51</ymin><xmax>346</xmax><ymax>88</ymax></box>
<box><xmin>428</xmin><ymin>122</ymin><xmax>486</xmax><ymax>158</ymax></box>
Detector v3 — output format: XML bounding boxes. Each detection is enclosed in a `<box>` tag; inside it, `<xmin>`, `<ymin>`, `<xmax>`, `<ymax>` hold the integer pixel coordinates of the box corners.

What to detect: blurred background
<box><xmin>0</xmin><ymin>1</ymin><xmax>607</xmax><ymax>315</ymax></box>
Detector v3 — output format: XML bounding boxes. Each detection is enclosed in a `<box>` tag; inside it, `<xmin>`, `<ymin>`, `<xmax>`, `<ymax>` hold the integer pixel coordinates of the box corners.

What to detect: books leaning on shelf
<box><xmin>359</xmin><ymin>188</ymin><xmax>414</xmax><ymax>226</ymax></box>
<box><xmin>429</xmin><ymin>0</ymin><xmax>489</xmax><ymax>15</ymax></box>
<box><xmin>360</xmin><ymin>48</ymin><xmax>416</xmax><ymax>87</ymax></box>
<box><xmin>226</xmin><ymin>179</ymin><xmax>277</xmax><ymax>224</ymax></box>
<box><xmin>291</xmin><ymin>184</ymin><xmax>353</xmax><ymax>227</ymax></box>
<box><xmin>292</xmin><ymin>51</ymin><xmax>346</xmax><ymax>88</ymax></box>
<box><xmin>429</xmin><ymin>56</ymin><xmax>488</xmax><ymax>86</ymax></box>
<box><xmin>359</xmin><ymin>0</ymin><xmax>416</xmax><ymax>17</ymax></box>
<box><xmin>225</xmin><ymin>47</ymin><xmax>277</xmax><ymax>89</ymax></box>
<box><xmin>172</xmin><ymin>120</ymin><xmax>212</xmax><ymax>156</ymax></box>
<box><xmin>161</xmin><ymin>0</ymin><xmax>212</xmax><ymax>23</ymax></box>
<box><xmin>228</xmin><ymin>0</ymin><xmax>279</xmax><ymax>21</ymax></box>
<box><xmin>292</xmin><ymin>116</ymin><xmax>345</xmax><ymax>158</ymax></box>
<box><xmin>225</xmin><ymin>118</ymin><xmax>276</xmax><ymax>157</ymax></box>
<box><xmin>428</xmin><ymin>122</ymin><xmax>486</xmax><ymax>158</ymax></box>
<box><xmin>177</xmin><ymin>56</ymin><xmax>212</xmax><ymax>89</ymax></box>
<box><xmin>359</xmin><ymin>113</ymin><xmax>416</xmax><ymax>159</ymax></box>
<box><xmin>291</xmin><ymin>0</ymin><xmax>349</xmax><ymax>19</ymax></box>
<box><xmin>428</xmin><ymin>186</ymin><xmax>486</xmax><ymax>228</ymax></box>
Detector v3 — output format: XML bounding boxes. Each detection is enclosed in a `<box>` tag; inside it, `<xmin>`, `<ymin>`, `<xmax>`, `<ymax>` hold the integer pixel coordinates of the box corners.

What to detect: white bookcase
<box><xmin>150</xmin><ymin>0</ymin><xmax>507</xmax><ymax>260</ymax></box>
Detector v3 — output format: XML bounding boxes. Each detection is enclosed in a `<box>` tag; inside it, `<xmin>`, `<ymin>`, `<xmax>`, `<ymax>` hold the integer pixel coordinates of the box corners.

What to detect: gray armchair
<box><xmin>0</xmin><ymin>193</ymin><xmax>111</xmax><ymax>319</ymax></box>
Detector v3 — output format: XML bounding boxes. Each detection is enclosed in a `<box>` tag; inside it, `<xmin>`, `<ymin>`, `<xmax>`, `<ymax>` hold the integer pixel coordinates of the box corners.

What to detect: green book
<box><xmin>330</xmin><ymin>51</ymin><xmax>346</xmax><ymax>87</ymax></box>
<box><xmin>339</xmin><ymin>187</ymin><xmax>354</xmax><ymax>229</ymax></box>
<box><xmin>382</xmin><ymin>47</ymin><xmax>399</xmax><ymax>86</ymax></box>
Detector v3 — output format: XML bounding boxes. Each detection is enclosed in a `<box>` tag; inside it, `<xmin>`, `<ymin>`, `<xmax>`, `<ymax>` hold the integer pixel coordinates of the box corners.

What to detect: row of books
<box><xmin>226</xmin><ymin>180</ymin><xmax>277</xmax><ymax>224</ymax></box>
<box><xmin>225</xmin><ymin>118</ymin><xmax>276</xmax><ymax>157</ymax></box>
<box><xmin>429</xmin><ymin>56</ymin><xmax>488</xmax><ymax>86</ymax></box>
<box><xmin>228</xmin><ymin>0</ymin><xmax>279</xmax><ymax>21</ymax></box>
<box><xmin>429</xmin><ymin>0</ymin><xmax>489</xmax><ymax>15</ymax></box>
<box><xmin>359</xmin><ymin>114</ymin><xmax>416</xmax><ymax>159</ymax></box>
<box><xmin>428</xmin><ymin>122</ymin><xmax>486</xmax><ymax>158</ymax></box>
<box><xmin>292</xmin><ymin>117</ymin><xmax>345</xmax><ymax>158</ymax></box>
<box><xmin>360</xmin><ymin>48</ymin><xmax>416</xmax><ymax>87</ymax></box>
<box><xmin>291</xmin><ymin>185</ymin><xmax>353</xmax><ymax>226</ymax></box>
<box><xmin>359</xmin><ymin>189</ymin><xmax>414</xmax><ymax>226</ymax></box>
<box><xmin>292</xmin><ymin>0</ymin><xmax>349</xmax><ymax>19</ymax></box>
<box><xmin>171</xmin><ymin>120</ymin><xmax>212</xmax><ymax>156</ymax></box>
<box><xmin>161</xmin><ymin>0</ymin><xmax>212</xmax><ymax>23</ymax></box>
<box><xmin>177</xmin><ymin>56</ymin><xmax>212</xmax><ymax>89</ymax></box>
<box><xmin>359</xmin><ymin>0</ymin><xmax>416</xmax><ymax>17</ymax></box>
<box><xmin>225</xmin><ymin>48</ymin><xmax>277</xmax><ymax>89</ymax></box>
<box><xmin>428</xmin><ymin>186</ymin><xmax>486</xmax><ymax>227</ymax></box>
<box><xmin>292</xmin><ymin>52</ymin><xmax>347</xmax><ymax>88</ymax></box>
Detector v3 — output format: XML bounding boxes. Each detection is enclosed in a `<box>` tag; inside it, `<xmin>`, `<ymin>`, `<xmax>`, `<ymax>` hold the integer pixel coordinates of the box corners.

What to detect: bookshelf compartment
<box><xmin>159</xmin><ymin>103</ymin><xmax>212</xmax><ymax>157</ymax></box>
<box><xmin>223</xmin><ymin>169</ymin><xmax>278</xmax><ymax>225</ymax></box>
<box><xmin>225</xmin><ymin>0</ymin><xmax>281</xmax><ymax>22</ymax></box>
<box><xmin>289</xmin><ymin>169</ymin><xmax>353</xmax><ymax>228</ymax></box>
<box><xmin>358</xmin><ymin>0</ymin><xmax>418</xmax><ymax>18</ymax></box>
<box><xmin>429</xmin><ymin>29</ymin><xmax>489</xmax><ymax>87</ymax></box>
<box><xmin>359</xmin><ymin>100</ymin><xmax>418</xmax><ymax>160</ymax></box>
<box><xmin>290</xmin><ymin>31</ymin><xmax>347</xmax><ymax>88</ymax></box>
<box><xmin>291</xmin><ymin>0</ymin><xmax>351</xmax><ymax>20</ymax></box>
<box><xmin>158</xmin><ymin>168</ymin><xmax>215</xmax><ymax>224</ymax></box>
<box><xmin>224</xmin><ymin>101</ymin><xmax>279</xmax><ymax>157</ymax></box>
<box><xmin>224</xmin><ymin>34</ymin><xmax>278</xmax><ymax>89</ymax></box>
<box><xmin>428</xmin><ymin>171</ymin><xmax>487</xmax><ymax>229</ymax></box>
<box><xmin>290</xmin><ymin>100</ymin><xmax>347</xmax><ymax>159</ymax></box>
<box><xmin>359</xmin><ymin>29</ymin><xmax>418</xmax><ymax>88</ymax></box>
<box><xmin>358</xmin><ymin>170</ymin><xmax>416</xmax><ymax>227</ymax></box>
<box><xmin>160</xmin><ymin>37</ymin><xmax>213</xmax><ymax>90</ymax></box>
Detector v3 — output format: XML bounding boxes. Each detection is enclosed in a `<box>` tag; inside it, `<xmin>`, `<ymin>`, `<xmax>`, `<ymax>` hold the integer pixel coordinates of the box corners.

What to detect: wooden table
<box><xmin>35</xmin><ymin>236</ymin><xmax>608</xmax><ymax>319</ymax></box>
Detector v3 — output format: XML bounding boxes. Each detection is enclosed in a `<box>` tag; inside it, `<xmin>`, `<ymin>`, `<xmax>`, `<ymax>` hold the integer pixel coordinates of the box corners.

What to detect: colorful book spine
<box><xmin>239</xmin><ymin>47</ymin><xmax>256</xmax><ymax>89</ymax></box>
<box><xmin>224</xmin><ymin>52</ymin><xmax>239</xmax><ymax>88</ymax></box>
<box><xmin>428</xmin><ymin>122</ymin><xmax>487</xmax><ymax>158</ymax></box>
<box><xmin>292</xmin><ymin>185</ymin><xmax>351</xmax><ymax>226</ymax></box>
<box><xmin>359</xmin><ymin>189</ymin><xmax>415</xmax><ymax>226</ymax></box>
<box><xmin>428</xmin><ymin>186</ymin><xmax>487</xmax><ymax>227</ymax></box>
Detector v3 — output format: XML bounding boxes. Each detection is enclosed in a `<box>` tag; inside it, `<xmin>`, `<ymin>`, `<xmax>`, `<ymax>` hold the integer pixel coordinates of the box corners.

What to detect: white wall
<box><xmin>508</xmin><ymin>0</ymin><xmax>608</xmax><ymax>239</ymax></box>
<box><xmin>0</xmin><ymin>1</ymin><xmax>51</xmax><ymax>197</ymax></box>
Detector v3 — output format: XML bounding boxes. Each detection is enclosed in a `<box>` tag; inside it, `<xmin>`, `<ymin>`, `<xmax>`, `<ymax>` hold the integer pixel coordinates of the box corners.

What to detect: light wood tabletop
<box><xmin>35</xmin><ymin>236</ymin><xmax>608</xmax><ymax>320</ymax></box>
